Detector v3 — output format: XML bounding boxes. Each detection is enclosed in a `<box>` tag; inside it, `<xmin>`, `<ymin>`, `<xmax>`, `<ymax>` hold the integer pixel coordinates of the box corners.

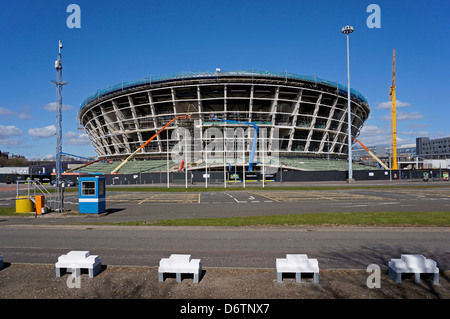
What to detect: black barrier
<box><xmin>1</xmin><ymin>169</ymin><xmax>449</xmax><ymax>185</ymax></box>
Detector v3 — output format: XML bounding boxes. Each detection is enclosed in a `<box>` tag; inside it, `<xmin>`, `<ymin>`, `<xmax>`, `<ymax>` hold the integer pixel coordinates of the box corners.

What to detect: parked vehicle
<box><xmin>50</xmin><ymin>179</ymin><xmax>76</xmax><ymax>187</ymax></box>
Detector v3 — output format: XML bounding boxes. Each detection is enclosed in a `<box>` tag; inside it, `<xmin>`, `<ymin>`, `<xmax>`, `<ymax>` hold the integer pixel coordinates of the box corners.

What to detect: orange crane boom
<box><xmin>353</xmin><ymin>138</ymin><xmax>389</xmax><ymax>170</ymax></box>
<box><xmin>111</xmin><ymin>114</ymin><xmax>190</xmax><ymax>174</ymax></box>
<box><xmin>64</xmin><ymin>157</ymin><xmax>109</xmax><ymax>173</ymax></box>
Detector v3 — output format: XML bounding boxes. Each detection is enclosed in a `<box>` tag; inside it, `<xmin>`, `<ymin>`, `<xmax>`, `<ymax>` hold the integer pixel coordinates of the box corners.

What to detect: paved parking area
<box><xmin>107</xmin><ymin>192</ymin><xmax>201</xmax><ymax>205</ymax></box>
<box><xmin>1</xmin><ymin>182</ymin><xmax>449</xmax><ymax>224</ymax></box>
<box><xmin>94</xmin><ymin>185</ymin><xmax>450</xmax><ymax>207</ymax></box>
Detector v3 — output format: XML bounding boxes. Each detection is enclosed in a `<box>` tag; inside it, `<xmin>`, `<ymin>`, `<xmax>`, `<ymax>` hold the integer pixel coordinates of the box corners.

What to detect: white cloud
<box><xmin>43</xmin><ymin>154</ymin><xmax>55</xmax><ymax>160</ymax></box>
<box><xmin>400</xmin><ymin>130</ymin><xmax>429</xmax><ymax>137</ymax></box>
<box><xmin>359</xmin><ymin>125</ymin><xmax>386</xmax><ymax>135</ymax></box>
<box><xmin>0</xmin><ymin>138</ymin><xmax>22</xmax><ymax>146</ymax></box>
<box><xmin>0</xmin><ymin>124</ymin><xmax>24</xmax><ymax>137</ymax></box>
<box><xmin>18</xmin><ymin>106</ymin><xmax>32</xmax><ymax>120</ymax></box>
<box><xmin>357</xmin><ymin>124</ymin><xmax>391</xmax><ymax>145</ymax></box>
<box><xmin>376</xmin><ymin>100</ymin><xmax>411</xmax><ymax>109</ymax></box>
<box><xmin>0</xmin><ymin>124</ymin><xmax>23</xmax><ymax>146</ymax></box>
<box><xmin>433</xmin><ymin>131</ymin><xmax>450</xmax><ymax>139</ymax></box>
<box><xmin>19</xmin><ymin>113</ymin><xmax>32</xmax><ymax>120</ymax></box>
<box><xmin>381</xmin><ymin>111</ymin><xmax>424</xmax><ymax>121</ymax></box>
<box><xmin>28</xmin><ymin>125</ymin><xmax>56</xmax><ymax>138</ymax></box>
<box><xmin>64</xmin><ymin>131</ymin><xmax>91</xmax><ymax>145</ymax></box>
<box><xmin>44</xmin><ymin>102</ymin><xmax>73</xmax><ymax>111</ymax></box>
<box><xmin>396</xmin><ymin>111</ymin><xmax>424</xmax><ymax>120</ymax></box>
<box><xmin>64</xmin><ymin>131</ymin><xmax>78</xmax><ymax>138</ymax></box>
<box><xmin>408</xmin><ymin>123</ymin><xmax>428</xmax><ymax>129</ymax></box>
<box><xmin>0</xmin><ymin>106</ymin><xmax>16</xmax><ymax>116</ymax></box>
<box><xmin>358</xmin><ymin>123</ymin><xmax>435</xmax><ymax>147</ymax></box>
<box><xmin>0</xmin><ymin>106</ymin><xmax>32</xmax><ymax>120</ymax></box>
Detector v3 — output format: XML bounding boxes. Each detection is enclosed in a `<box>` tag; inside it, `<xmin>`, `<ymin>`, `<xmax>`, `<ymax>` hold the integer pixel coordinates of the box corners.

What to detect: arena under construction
<box><xmin>75</xmin><ymin>69</ymin><xmax>373</xmax><ymax>175</ymax></box>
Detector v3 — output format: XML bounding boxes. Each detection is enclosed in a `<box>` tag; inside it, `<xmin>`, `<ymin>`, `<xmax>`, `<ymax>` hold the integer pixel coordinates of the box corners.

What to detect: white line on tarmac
<box><xmin>226</xmin><ymin>192</ymin><xmax>247</xmax><ymax>203</ymax></box>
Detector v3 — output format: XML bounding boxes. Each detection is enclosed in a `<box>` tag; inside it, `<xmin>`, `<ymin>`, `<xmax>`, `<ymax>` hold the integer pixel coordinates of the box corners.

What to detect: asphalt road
<box><xmin>0</xmin><ymin>225</ymin><xmax>449</xmax><ymax>270</ymax></box>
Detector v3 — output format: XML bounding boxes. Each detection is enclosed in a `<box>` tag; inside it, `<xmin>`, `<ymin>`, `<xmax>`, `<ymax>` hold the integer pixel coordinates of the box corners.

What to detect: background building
<box><xmin>416</xmin><ymin>136</ymin><xmax>450</xmax><ymax>169</ymax></box>
<box><xmin>416</xmin><ymin>137</ymin><xmax>450</xmax><ymax>157</ymax></box>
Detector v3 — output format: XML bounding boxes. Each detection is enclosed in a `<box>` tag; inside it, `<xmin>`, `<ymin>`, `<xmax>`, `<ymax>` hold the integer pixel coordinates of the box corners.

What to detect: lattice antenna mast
<box><xmin>51</xmin><ymin>40</ymin><xmax>68</xmax><ymax>212</ymax></box>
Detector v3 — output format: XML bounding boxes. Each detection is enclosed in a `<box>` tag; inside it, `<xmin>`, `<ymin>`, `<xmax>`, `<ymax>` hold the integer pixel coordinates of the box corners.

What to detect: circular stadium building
<box><xmin>77</xmin><ymin>70</ymin><xmax>370</xmax><ymax>173</ymax></box>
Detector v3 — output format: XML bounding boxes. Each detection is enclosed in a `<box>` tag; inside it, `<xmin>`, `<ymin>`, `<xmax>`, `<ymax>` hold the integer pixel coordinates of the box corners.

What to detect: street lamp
<box><xmin>341</xmin><ymin>25</ymin><xmax>355</xmax><ymax>183</ymax></box>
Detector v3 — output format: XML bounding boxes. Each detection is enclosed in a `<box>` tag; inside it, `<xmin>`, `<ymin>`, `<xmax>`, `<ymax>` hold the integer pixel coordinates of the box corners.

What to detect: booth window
<box><xmin>98</xmin><ymin>180</ymin><xmax>104</xmax><ymax>196</ymax></box>
<box><xmin>81</xmin><ymin>181</ymin><xmax>96</xmax><ymax>196</ymax></box>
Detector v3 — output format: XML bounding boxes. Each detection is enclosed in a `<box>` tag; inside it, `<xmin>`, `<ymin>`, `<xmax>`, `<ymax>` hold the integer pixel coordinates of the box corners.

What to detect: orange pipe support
<box><xmin>179</xmin><ymin>159</ymin><xmax>185</xmax><ymax>171</ymax></box>
<box><xmin>111</xmin><ymin>114</ymin><xmax>191</xmax><ymax>174</ymax></box>
<box><xmin>353</xmin><ymin>138</ymin><xmax>389</xmax><ymax>170</ymax></box>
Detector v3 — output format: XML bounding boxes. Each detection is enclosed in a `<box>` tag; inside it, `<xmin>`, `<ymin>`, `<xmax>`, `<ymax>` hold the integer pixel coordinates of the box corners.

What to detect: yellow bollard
<box><xmin>15</xmin><ymin>196</ymin><xmax>35</xmax><ymax>213</ymax></box>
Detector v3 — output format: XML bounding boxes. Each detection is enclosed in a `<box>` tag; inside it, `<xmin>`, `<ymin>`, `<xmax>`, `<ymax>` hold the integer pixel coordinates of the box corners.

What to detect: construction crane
<box><xmin>353</xmin><ymin>138</ymin><xmax>389</xmax><ymax>170</ymax></box>
<box><xmin>389</xmin><ymin>49</ymin><xmax>398</xmax><ymax>170</ymax></box>
<box><xmin>209</xmin><ymin>115</ymin><xmax>259</xmax><ymax>171</ymax></box>
<box><xmin>111</xmin><ymin>114</ymin><xmax>191</xmax><ymax>174</ymax></box>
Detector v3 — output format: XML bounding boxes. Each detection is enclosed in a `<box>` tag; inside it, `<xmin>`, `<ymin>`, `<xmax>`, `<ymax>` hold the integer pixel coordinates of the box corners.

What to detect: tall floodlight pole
<box><xmin>341</xmin><ymin>26</ymin><xmax>355</xmax><ymax>183</ymax></box>
<box><xmin>51</xmin><ymin>41</ymin><xmax>68</xmax><ymax>212</ymax></box>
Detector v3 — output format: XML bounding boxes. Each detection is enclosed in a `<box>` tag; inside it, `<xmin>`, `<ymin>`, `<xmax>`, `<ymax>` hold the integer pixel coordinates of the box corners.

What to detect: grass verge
<box><xmin>94</xmin><ymin>211</ymin><xmax>450</xmax><ymax>227</ymax></box>
<box><xmin>0</xmin><ymin>207</ymin><xmax>32</xmax><ymax>216</ymax></box>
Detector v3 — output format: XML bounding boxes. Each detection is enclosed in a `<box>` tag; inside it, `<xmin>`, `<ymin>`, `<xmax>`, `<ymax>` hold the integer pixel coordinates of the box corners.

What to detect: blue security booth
<box><xmin>79</xmin><ymin>176</ymin><xmax>106</xmax><ymax>214</ymax></box>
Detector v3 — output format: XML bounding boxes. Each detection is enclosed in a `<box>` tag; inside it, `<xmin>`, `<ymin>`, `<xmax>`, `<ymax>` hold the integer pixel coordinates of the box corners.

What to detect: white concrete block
<box><xmin>67</xmin><ymin>251</ymin><xmax>91</xmax><ymax>259</ymax></box>
<box><xmin>57</xmin><ymin>251</ymin><xmax>92</xmax><ymax>264</ymax></box>
<box><xmin>388</xmin><ymin>254</ymin><xmax>439</xmax><ymax>283</ymax></box>
<box><xmin>168</xmin><ymin>254</ymin><xmax>191</xmax><ymax>264</ymax></box>
<box><xmin>276</xmin><ymin>254</ymin><xmax>319</xmax><ymax>283</ymax></box>
<box><xmin>55</xmin><ymin>250</ymin><xmax>102</xmax><ymax>278</ymax></box>
<box><xmin>158</xmin><ymin>254</ymin><xmax>202</xmax><ymax>283</ymax></box>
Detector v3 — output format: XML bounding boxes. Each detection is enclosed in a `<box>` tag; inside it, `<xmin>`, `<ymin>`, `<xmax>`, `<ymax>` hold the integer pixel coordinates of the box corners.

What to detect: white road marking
<box><xmin>226</xmin><ymin>193</ymin><xmax>247</xmax><ymax>203</ymax></box>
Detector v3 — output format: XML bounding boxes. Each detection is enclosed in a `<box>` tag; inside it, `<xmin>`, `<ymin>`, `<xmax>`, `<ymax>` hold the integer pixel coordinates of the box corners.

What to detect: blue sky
<box><xmin>0</xmin><ymin>0</ymin><xmax>449</xmax><ymax>159</ymax></box>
